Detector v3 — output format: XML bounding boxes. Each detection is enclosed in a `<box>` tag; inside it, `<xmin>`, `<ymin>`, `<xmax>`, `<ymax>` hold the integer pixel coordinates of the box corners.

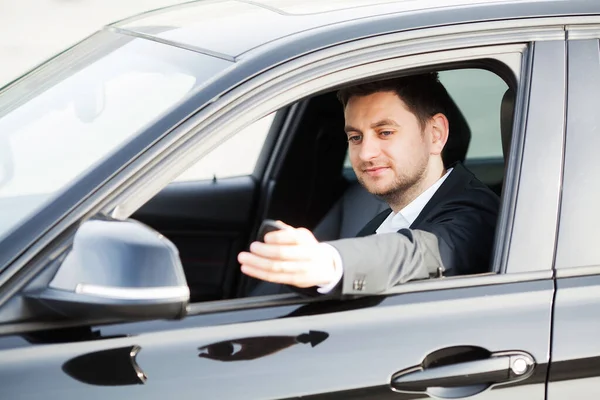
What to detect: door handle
<box><xmin>391</xmin><ymin>350</ymin><xmax>535</xmax><ymax>398</ymax></box>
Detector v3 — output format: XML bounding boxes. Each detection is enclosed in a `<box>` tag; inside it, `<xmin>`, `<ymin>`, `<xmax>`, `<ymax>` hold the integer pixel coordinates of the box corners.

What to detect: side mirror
<box><xmin>27</xmin><ymin>218</ymin><xmax>189</xmax><ymax>320</ymax></box>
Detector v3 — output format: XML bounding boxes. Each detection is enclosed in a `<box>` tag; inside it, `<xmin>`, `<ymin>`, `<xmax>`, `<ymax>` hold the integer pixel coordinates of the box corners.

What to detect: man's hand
<box><xmin>238</xmin><ymin>222</ymin><xmax>338</xmax><ymax>288</ymax></box>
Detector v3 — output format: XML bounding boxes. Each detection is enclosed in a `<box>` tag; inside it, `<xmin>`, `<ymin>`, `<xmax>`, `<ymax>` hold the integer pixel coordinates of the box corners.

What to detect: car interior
<box><xmin>131</xmin><ymin>64</ymin><xmax>517</xmax><ymax>304</ymax></box>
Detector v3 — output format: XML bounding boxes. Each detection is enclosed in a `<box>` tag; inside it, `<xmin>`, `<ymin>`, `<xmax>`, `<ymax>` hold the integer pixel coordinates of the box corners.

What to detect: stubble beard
<box><xmin>357</xmin><ymin>160</ymin><xmax>428</xmax><ymax>210</ymax></box>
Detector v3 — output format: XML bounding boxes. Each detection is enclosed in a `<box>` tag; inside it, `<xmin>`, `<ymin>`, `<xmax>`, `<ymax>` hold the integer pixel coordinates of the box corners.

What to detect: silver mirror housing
<box><xmin>27</xmin><ymin>218</ymin><xmax>189</xmax><ymax>320</ymax></box>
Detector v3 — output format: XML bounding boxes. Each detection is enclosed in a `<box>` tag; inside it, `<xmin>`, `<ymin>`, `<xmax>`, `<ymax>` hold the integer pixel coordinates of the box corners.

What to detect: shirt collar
<box><xmin>376</xmin><ymin>168</ymin><xmax>453</xmax><ymax>234</ymax></box>
<box><xmin>401</xmin><ymin>167</ymin><xmax>453</xmax><ymax>225</ymax></box>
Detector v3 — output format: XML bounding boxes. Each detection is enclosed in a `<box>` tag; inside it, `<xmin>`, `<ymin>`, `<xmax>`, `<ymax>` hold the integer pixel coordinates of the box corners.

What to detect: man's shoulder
<box><xmin>445</xmin><ymin>163</ymin><xmax>499</xmax><ymax>201</ymax></box>
<box><xmin>413</xmin><ymin>163</ymin><xmax>500</xmax><ymax>227</ymax></box>
<box><xmin>356</xmin><ymin>208</ymin><xmax>392</xmax><ymax>237</ymax></box>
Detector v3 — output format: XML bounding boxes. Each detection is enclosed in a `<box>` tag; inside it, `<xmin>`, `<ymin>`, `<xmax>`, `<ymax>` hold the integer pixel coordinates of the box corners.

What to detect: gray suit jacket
<box><xmin>324</xmin><ymin>162</ymin><xmax>499</xmax><ymax>296</ymax></box>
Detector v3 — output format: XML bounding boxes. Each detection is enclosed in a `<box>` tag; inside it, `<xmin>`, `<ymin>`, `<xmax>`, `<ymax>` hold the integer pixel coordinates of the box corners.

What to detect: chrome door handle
<box><xmin>391</xmin><ymin>350</ymin><xmax>535</xmax><ymax>398</ymax></box>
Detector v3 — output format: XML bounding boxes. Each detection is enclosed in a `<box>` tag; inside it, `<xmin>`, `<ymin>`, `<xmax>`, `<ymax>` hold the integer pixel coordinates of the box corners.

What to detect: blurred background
<box><xmin>0</xmin><ymin>0</ymin><xmax>188</xmax><ymax>87</ymax></box>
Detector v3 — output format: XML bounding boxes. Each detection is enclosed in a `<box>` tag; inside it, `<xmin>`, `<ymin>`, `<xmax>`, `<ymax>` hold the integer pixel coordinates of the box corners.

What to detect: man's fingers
<box><xmin>249</xmin><ymin>241</ymin><xmax>312</xmax><ymax>261</ymax></box>
<box><xmin>264</xmin><ymin>226</ymin><xmax>318</xmax><ymax>245</ymax></box>
<box><xmin>240</xmin><ymin>265</ymin><xmax>309</xmax><ymax>287</ymax></box>
<box><xmin>238</xmin><ymin>251</ymin><xmax>307</xmax><ymax>272</ymax></box>
<box><xmin>238</xmin><ymin>221</ymin><xmax>330</xmax><ymax>289</ymax></box>
<box><xmin>263</xmin><ymin>228</ymin><xmax>299</xmax><ymax>244</ymax></box>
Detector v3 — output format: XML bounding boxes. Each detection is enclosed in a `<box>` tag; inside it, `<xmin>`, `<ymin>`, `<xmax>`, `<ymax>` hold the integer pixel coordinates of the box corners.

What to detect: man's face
<box><xmin>344</xmin><ymin>91</ymin><xmax>432</xmax><ymax>199</ymax></box>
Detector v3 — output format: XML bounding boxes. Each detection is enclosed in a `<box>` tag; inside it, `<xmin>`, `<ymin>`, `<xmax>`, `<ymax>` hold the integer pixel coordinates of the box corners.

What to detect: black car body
<box><xmin>0</xmin><ymin>0</ymin><xmax>599</xmax><ymax>398</ymax></box>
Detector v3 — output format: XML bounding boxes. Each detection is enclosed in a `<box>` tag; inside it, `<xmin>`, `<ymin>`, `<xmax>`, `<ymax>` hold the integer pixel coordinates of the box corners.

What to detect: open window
<box><xmin>131</xmin><ymin>57</ymin><xmax>520</xmax><ymax>304</ymax></box>
<box><xmin>242</xmin><ymin>63</ymin><xmax>517</xmax><ymax>297</ymax></box>
<box><xmin>5</xmin><ymin>40</ymin><xmax>530</xmax><ymax>335</ymax></box>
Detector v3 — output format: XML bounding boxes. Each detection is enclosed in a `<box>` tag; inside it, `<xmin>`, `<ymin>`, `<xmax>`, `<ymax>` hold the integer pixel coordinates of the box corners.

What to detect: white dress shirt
<box><xmin>318</xmin><ymin>168</ymin><xmax>453</xmax><ymax>293</ymax></box>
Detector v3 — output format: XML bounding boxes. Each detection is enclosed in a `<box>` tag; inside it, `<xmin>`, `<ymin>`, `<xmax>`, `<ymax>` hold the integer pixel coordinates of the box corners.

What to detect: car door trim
<box><xmin>555</xmin><ymin>265</ymin><xmax>600</xmax><ymax>279</ymax></box>
<box><xmin>500</xmin><ymin>40</ymin><xmax>566</xmax><ymax>275</ymax></box>
<box><xmin>565</xmin><ymin>24</ymin><xmax>600</xmax><ymax>40</ymax></box>
<box><xmin>553</xmin><ymin>39</ymin><xmax>600</xmax><ymax>273</ymax></box>
<box><xmin>0</xmin><ymin>269</ymin><xmax>553</xmax><ymax>336</ymax></box>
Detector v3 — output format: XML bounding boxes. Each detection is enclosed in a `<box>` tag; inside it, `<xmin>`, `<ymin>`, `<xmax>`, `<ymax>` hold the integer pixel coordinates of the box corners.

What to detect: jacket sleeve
<box><xmin>324</xmin><ymin>229</ymin><xmax>443</xmax><ymax>295</ymax></box>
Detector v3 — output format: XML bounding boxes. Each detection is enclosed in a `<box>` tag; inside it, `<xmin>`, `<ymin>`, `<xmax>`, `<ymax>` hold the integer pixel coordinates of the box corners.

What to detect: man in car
<box><xmin>238</xmin><ymin>73</ymin><xmax>500</xmax><ymax>296</ymax></box>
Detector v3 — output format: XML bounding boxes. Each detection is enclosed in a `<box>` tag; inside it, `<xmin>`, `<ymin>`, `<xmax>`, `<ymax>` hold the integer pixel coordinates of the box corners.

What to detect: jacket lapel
<box><xmin>356</xmin><ymin>209</ymin><xmax>391</xmax><ymax>237</ymax></box>
<box><xmin>410</xmin><ymin>162</ymin><xmax>471</xmax><ymax>228</ymax></box>
<box><xmin>354</xmin><ymin>162</ymin><xmax>472</xmax><ymax>236</ymax></box>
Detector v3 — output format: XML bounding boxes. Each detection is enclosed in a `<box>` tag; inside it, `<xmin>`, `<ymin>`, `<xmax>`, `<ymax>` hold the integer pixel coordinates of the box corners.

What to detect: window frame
<box><xmin>120</xmin><ymin>43</ymin><xmax>557</xmax><ymax>299</ymax></box>
<box><xmin>439</xmin><ymin>68</ymin><xmax>509</xmax><ymax>161</ymax></box>
<box><xmin>555</xmin><ymin>31</ymin><xmax>600</xmax><ymax>277</ymax></box>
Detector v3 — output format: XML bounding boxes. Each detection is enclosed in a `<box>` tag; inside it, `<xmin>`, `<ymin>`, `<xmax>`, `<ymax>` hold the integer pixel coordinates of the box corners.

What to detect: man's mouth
<box><xmin>363</xmin><ymin>166</ymin><xmax>390</xmax><ymax>176</ymax></box>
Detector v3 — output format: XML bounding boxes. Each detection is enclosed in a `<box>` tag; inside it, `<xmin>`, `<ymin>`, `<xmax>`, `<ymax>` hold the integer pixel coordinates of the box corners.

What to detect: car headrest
<box><xmin>442</xmin><ymin>93</ymin><xmax>471</xmax><ymax>167</ymax></box>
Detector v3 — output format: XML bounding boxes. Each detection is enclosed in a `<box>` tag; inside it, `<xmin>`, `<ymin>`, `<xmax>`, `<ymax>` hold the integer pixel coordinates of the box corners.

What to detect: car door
<box><xmin>547</xmin><ymin>26</ymin><xmax>600</xmax><ymax>399</ymax></box>
<box><xmin>0</xmin><ymin>28</ymin><xmax>564</xmax><ymax>399</ymax></box>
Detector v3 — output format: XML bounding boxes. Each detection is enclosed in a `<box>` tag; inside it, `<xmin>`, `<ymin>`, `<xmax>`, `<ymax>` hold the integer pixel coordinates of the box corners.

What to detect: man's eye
<box><xmin>380</xmin><ymin>131</ymin><xmax>393</xmax><ymax>137</ymax></box>
<box><xmin>348</xmin><ymin>135</ymin><xmax>362</xmax><ymax>143</ymax></box>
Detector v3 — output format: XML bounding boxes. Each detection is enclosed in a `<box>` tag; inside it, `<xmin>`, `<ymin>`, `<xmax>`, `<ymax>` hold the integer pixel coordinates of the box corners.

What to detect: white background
<box><xmin>0</xmin><ymin>0</ymin><xmax>188</xmax><ymax>87</ymax></box>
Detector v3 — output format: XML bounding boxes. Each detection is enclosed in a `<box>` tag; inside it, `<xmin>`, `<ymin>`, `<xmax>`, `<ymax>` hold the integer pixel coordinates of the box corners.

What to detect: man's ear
<box><xmin>429</xmin><ymin>113</ymin><xmax>449</xmax><ymax>156</ymax></box>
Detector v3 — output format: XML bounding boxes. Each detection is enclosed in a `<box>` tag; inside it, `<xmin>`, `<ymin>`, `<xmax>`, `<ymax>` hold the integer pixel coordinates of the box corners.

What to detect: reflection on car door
<box><xmin>0</xmin><ymin>278</ymin><xmax>552</xmax><ymax>399</ymax></box>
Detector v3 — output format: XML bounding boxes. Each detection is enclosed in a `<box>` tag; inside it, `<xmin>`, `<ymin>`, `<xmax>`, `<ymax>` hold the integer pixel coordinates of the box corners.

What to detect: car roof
<box><xmin>112</xmin><ymin>0</ymin><xmax>598</xmax><ymax>59</ymax></box>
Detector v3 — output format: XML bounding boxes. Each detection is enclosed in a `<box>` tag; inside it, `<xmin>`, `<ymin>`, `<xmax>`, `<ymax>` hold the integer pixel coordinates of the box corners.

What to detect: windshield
<box><xmin>0</xmin><ymin>30</ymin><xmax>231</xmax><ymax>241</ymax></box>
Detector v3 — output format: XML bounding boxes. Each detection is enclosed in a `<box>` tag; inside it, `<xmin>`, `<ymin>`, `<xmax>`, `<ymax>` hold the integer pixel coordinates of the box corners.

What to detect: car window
<box><xmin>0</xmin><ymin>31</ymin><xmax>231</xmax><ymax>242</ymax></box>
<box><xmin>439</xmin><ymin>69</ymin><xmax>507</xmax><ymax>160</ymax></box>
<box><xmin>173</xmin><ymin>112</ymin><xmax>276</xmax><ymax>182</ymax></box>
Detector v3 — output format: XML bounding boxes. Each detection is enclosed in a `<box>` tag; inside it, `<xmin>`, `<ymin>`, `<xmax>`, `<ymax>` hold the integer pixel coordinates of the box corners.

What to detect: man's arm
<box><xmin>324</xmin><ymin>229</ymin><xmax>443</xmax><ymax>295</ymax></box>
<box><xmin>328</xmin><ymin>188</ymin><xmax>498</xmax><ymax>295</ymax></box>
<box><xmin>238</xmin><ymin>189</ymin><xmax>498</xmax><ymax>296</ymax></box>
<box><xmin>238</xmin><ymin>227</ymin><xmax>443</xmax><ymax>297</ymax></box>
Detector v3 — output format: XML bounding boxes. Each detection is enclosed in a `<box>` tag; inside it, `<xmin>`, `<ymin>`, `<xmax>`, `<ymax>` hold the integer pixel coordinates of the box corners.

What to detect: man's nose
<box><xmin>358</xmin><ymin>134</ymin><xmax>381</xmax><ymax>161</ymax></box>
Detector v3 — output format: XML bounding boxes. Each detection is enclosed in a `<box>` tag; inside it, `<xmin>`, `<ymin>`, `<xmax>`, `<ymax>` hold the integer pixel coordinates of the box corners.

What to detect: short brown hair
<box><xmin>336</xmin><ymin>72</ymin><xmax>450</xmax><ymax>130</ymax></box>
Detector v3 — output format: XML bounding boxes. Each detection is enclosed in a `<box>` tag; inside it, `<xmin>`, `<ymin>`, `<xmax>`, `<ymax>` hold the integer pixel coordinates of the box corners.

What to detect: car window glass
<box><xmin>173</xmin><ymin>112</ymin><xmax>276</xmax><ymax>182</ymax></box>
<box><xmin>0</xmin><ymin>31</ymin><xmax>231</xmax><ymax>242</ymax></box>
<box><xmin>439</xmin><ymin>69</ymin><xmax>507</xmax><ymax>160</ymax></box>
